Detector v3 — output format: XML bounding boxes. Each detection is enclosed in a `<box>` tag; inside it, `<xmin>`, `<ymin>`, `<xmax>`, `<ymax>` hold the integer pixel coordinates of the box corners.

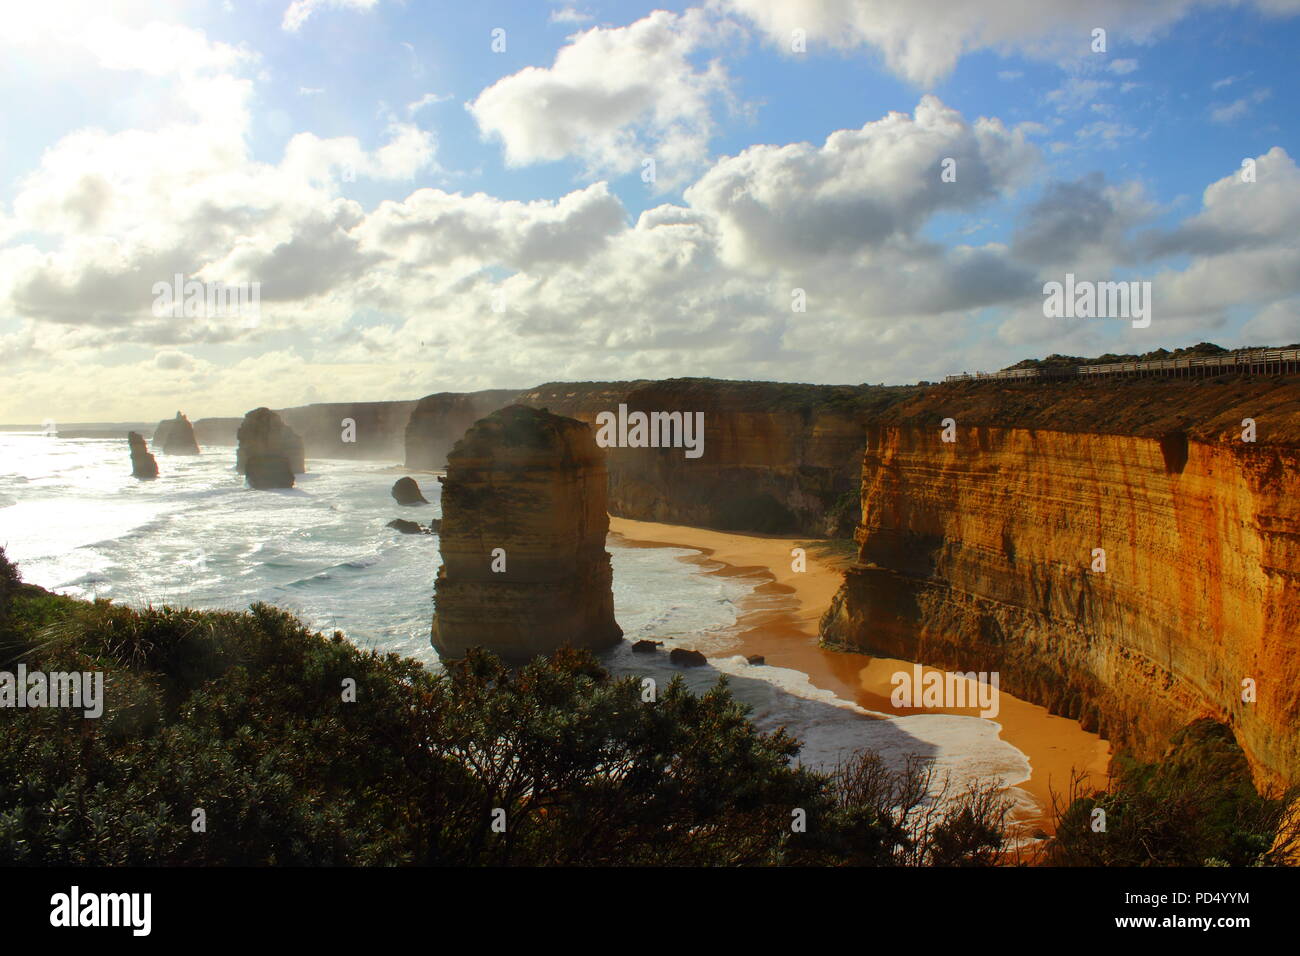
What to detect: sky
<box><xmin>1</xmin><ymin>0</ymin><xmax>1299</xmax><ymax>423</ymax></box>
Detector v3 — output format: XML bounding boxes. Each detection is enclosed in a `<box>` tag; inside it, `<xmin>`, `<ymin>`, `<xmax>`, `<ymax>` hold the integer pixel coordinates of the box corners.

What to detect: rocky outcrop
<box><xmin>404</xmin><ymin>390</ymin><xmax>521</xmax><ymax>470</ymax></box>
<box><xmin>431</xmin><ymin>404</ymin><xmax>622</xmax><ymax>664</ymax></box>
<box><xmin>820</xmin><ymin>376</ymin><xmax>1300</xmax><ymax>791</ymax></box>
<box><xmin>277</xmin><ymin>401</ymin><xmax>417</xmax><ymax>461</ymax></box>
<box><xmin>236</xmin><ymin>408</ymin><xmax>304</xmax><ymax>489</ymax></box>
<box><xmin>153</xmin><ymin>412</ymin><xmax>200</xmax><ymax>455</ymax></box>
<box><xmin>513</xmin><ymin>379</ymin><xmax>919</xmax><ymax>535</ymax></box>
<box><xmin>391</xmin><ymin>477</ymin><xmax>428</xmax><ymax>505</ymax></box>
<box><xmin>669</xmin><ymin>648</ymin><xmax>707</xmax><ymax>667</ymax></box>
<box><xmin>128</xmin><ymin>431</ymin><xmax>158</xmax><ymax>479</ymax></box>
<box><xmin>387</xmin><ymin>518</ymin><xmax>428</xmax><ymax>535</ymax></box>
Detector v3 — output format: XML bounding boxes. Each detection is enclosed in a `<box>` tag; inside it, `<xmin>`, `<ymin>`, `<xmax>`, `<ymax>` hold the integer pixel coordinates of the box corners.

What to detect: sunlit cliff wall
<box><xmin>821</xmin><ymin>377</ymin><xmax>1300</xmax><ymax>789</ymax></box>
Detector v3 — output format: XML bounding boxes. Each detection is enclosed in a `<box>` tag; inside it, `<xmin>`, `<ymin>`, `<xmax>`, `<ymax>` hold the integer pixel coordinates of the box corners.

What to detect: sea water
<box><xmin>0</xmin><ymin>432</ymin><xmax>1034</xmax><ymax>809</ymax></box>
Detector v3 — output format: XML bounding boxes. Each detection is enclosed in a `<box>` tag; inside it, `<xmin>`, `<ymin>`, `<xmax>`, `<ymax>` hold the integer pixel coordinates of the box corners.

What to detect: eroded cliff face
<box><xmin>404</xmin><ymin>390</ymin><xmax>521</xmax><ymax>470</ymax></box>
<box><xmin>277</xmin><ymin>401</ymin><xmax>416</xmax><ymax>461</ymax></box>
<box><xmin>188</xmin><ymin>402</ymin><xmax>417</xmax><ymax>460</ymax></box>
<box><xmin>821</xmin><ymin>378</ymin><xmax>1300</xmax><ymax>789</ymax></box>
<box><xmin>431</xmin><ymin>404</ymin><xmax>622</xmax><ymax>664</ymax></box>
<box><xmin>192</xmin><ymin>418</ymin><xmax>241</xmax><ymax>446</ymax></box>
<box><xmin>514</xmin><ymin>379</ymin><xmax>919</xmax><ymax>535</ymax></box>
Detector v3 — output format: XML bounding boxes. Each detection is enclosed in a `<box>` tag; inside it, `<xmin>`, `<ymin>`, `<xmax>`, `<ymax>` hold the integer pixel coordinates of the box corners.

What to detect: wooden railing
<box><xmin>944</xmin><ymin>348</ymin><xmax>1300</xmax><ymax>383</ymax></box>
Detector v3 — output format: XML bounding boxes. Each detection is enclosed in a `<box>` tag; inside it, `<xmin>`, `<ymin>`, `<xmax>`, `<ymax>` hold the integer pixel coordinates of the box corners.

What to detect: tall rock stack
<box><xmin>127</xmin><ymin>431</ymin><xmax>158</xmax><ymax>479</ymax></box>
<box><xmin>236</xmin><ymin>407</ymin><xmax>306</xmax><ymax>489</ymax></box>
<box><xmin>153</xmin><ymin>411</ymin><xmax>201</xmax><ymax>455</ymax></box>
<box><xmin>432</xmin><ymin>404</ymin><xmax>622</xmax><ymax>664</ymax></box>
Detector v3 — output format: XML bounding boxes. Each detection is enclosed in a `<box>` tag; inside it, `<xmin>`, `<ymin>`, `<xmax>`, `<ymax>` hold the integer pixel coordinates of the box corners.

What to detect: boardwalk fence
<box><xmin>944</xmin><ymin>348</ymin><xmax>1300</xmax><ymax>384</ymax></box>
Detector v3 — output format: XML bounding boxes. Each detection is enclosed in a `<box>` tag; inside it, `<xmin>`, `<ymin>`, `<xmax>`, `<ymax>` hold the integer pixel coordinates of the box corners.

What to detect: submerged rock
<box><xmin>236</xmin><ymin>408</ymin><xmax>304</xmax><ymax>489</ymax></box>
<box><xmin>746</xmin><ymin>654</ymin><xmax>766</xmax><ymax>666</ymax></box>
<box><xmin>669</xmin><ymin>648</ymin><xmax>707</xmax><ymax>667</ymax></box>
<box><xmin>153</xmin><ymin>411</ymin><xmax>200</xmax><ymax>455</ymax></box>
<box><xmin>432</xmin><ymin>404</ymin><xmax>622</xmax><ymax>664</ymax></box>
<box><xmin>391</xmin><ymin>476</ymin><xmax>428</xmax><ymax>505</ymax></box>
<box><xmin>632</xmin><ymin>639</ymin><xmax>663</xmax><ymax>654</ymax></box>
<box><xmin>128</xmin><ymin>431</ymin><xmax>158</xmax><ymax>479</ymax></box>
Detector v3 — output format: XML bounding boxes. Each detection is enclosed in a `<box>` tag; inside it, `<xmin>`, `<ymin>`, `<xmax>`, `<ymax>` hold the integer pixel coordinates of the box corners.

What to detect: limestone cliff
<box><xmin>236</xmin><ymin>407</ymin><xmax>305</xmax><ymax>489</ymax></box>
<box><xmin>277</xmin><ymin>401</ymin><xmax>417</xmax><ymax>461</ymax></box>
<box><xmin>190</xmin><ymin>401</ymin><xmax>417</xmax><ymax>461</ymax></box>
<box><xmin>514</xmin><ymin>379</ymin><xmax>919</xmax><ymax>535</ymax></box>
<box><xmin>820</xmin><ymin>376</ymin><xmax>1300</xmax><ymax>790</ymax></box>
<box><xmin>431</xmin><ymin>404</ymin><xmax>622</xmax><ymax>664</ymax></box>
<box><xmin>192</xmin><ymin>417</ymin><xmax>241</xmax><ymax>446</ymax></box>
<box><xmin>127</xmin><ymin>431</ymin><xmax>158</xmax><ymax>479</ymax></box>
<box><xmin>404</xmin><ymin>390</ymin><xmax>521</xmax><ymax>470</ymax></box>
<box><xmin>152</xmin><ymin>411</ymin><xmax>200</xmax><ymax>455</ymax></box>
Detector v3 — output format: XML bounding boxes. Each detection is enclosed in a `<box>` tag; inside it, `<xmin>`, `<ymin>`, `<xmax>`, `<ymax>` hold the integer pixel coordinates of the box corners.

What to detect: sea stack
<box><xmin>128</xmin><ymin>431</ymin><xmax>158</xmax><ymax>479</ymax></box>
<box><xmin>153</xmin><ymin>411</ymin><xmax>201</xmax><ymax>455</ymax></box>
<box><xmin>431</xmin><ymin>404</ymin><xmax>622</xmax><ymax>664</ymax></box>
<box><xmin>236</xmin><ymin>407</ymin><xmax>305</xmax><ymax>489</ymax></box>
<box><xmin>391</xmin><ymin>476</ymin><xmax>428</xmax><ymax>505</ymax></box>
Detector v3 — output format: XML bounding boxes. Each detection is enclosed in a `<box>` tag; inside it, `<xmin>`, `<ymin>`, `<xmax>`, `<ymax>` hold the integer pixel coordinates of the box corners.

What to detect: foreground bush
<box><xmin>2</xmin><ymin>547</ymin><xmax>1288</xmax><ymax>866</ymax></box>
<box><xmin>1045</xmin><ymin>719</ymin><xmax>1299</xmax><ymax>866</ymax></box>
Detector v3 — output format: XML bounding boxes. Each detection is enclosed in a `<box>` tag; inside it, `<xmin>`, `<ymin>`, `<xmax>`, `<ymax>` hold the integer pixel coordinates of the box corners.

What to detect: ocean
<box><xmin>0</xmin><ymin>431</ymin><xmax>1035</xmax><ymax>812</ymax></box>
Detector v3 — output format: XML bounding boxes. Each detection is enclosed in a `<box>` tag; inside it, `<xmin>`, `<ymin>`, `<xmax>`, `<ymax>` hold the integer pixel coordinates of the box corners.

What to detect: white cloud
<box><xmin>407</xmin><ymin>92</ymin><xmax>453</xmax><ymax>115</ymax></box>
<box><xmin>281</xmin><ymin>0</ymin><xmax>380</xmax><ymax>33</ymax></box>
<box><xmin>1210</xmin><ymin>87</ymin><xmax>1271</xmax><ymax>123</ymax></box>
<box><xmin>725</xmin><ymin>0</ymin><xmax>1299</xmax><ymax>85</ymax></box>
<box><xmin>684</xmin><ymin>95</ymin><xmax>1039</xmax><ymax>269</ymax></box>
<box><xmin>550</xmin><ymin>6</ymin><xmax>593</xmax><ymax>23</ymax></box>
<box><xmin>1046</xmin><ymin>78</ymin><xmax>1112</xmax><ymax>113</ymax></box>
<box><xmin>468</xmin><ymin>9</ymin><xmax>738</xmax><ymax>188</ymax></box>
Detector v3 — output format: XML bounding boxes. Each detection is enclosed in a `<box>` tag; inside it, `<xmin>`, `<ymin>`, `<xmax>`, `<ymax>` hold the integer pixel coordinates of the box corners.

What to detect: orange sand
<box><xmin>608</xmin><ymin>517</ymin><xmax>1112</xmax><ymax>832</ymax></box>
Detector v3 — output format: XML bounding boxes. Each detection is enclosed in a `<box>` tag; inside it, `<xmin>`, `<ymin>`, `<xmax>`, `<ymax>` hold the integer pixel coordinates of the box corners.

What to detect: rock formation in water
<box><xmin>431</xmin><ymin>404</ymin><xmax>622</xmax><ymax>664</ymax></box>
<box><xmin>153</xmin><ymin>411</ymin><xmax>200</xmax><ymax>455</ymax></box>
<box><xmin>236</xmin><ymin>407</ymin><xmax>305</xmax><ymax>489</ymax></box>
<box><xmin>387</xmin><ymin>518</ymin><xmax>428</xmax><ymax>535</ymax></box>
<box><xmin>669</xmin><ymin>648</ymin><xmax>707</xmax><ymax>667</ymax></box>
<box><xmin>128</xmin><ymin>431</ymin><xmax>158</xmax><ymax>479</ymax></box>
<box><xmin>512</xmin><ymin>379</ymin><xmax>919</xmax><ymax>536</ymax></box>
<box><xmin>391</xmin><ymin>476</ymin><xmax>428</xmax><ymax>505</ymax></box>
<box><xmin>404</xmin><ymin>390</ymin><xmax>521</xmax><ymax>470</ymax></box>
<box><xmin>819</xmin><ymin>376</ymin><xmax>1300</xmax><ymax>791</ymax></box>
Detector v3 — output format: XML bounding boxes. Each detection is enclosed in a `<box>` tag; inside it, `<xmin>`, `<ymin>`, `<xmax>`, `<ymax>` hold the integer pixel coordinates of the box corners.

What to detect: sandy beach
<box><xmin>609</xmin><ymin>517</ymin><xmax>1112</xmax><ymax>832</ymax></box>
